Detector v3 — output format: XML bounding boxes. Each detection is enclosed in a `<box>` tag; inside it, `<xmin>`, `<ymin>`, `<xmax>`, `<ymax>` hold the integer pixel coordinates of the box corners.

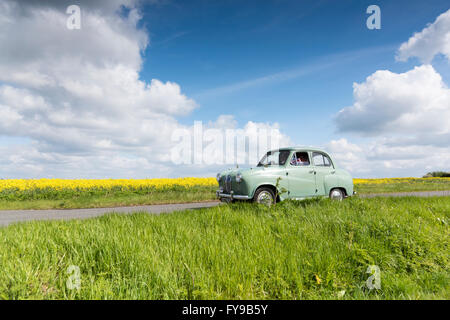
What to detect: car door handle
<box><xmin>309</xmin><ymin>170</ymin><xmax>316</xmax><ymax>174</ymax></box>
<box><xmin>331</xmin><ymin>171</ymin><xmax>336</xmax><ymax>174</ymax></box>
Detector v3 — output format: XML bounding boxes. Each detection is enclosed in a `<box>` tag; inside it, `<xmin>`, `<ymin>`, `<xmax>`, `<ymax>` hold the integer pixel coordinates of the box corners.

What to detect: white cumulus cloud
<box><xmin>397</xmin><ymin>9</ymin><xmax>450</xmax><ymax>63</ymax></box>
<box><xmin>0</xmin><ymin>0</ymin><xmax>288</xmax><ymax>178</ymax></box>
<box><xmin>331</xmin><ymin>63</ymin><xmax>450</xmax><ymax>177</ymax></box>
<box><xmin>331</xmin><ymin>9</ymin><xmax>450</xmax><ymax>178</ymax></box>
<box><xmin>335</xmin><ymin>65</ymin><xmax>450</xmax><ymax>135</ymax></box>
<box><xmin>327</xmin><ymin>137</ymin><xmax>450</xmax><ymax>178</ymax></box>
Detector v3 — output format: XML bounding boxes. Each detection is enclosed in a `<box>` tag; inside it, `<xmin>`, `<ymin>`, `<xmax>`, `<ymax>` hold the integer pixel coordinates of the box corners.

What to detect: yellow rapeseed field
<box><xmin>353</xmin><ymin>177</ymin><xmax>448</xmax><ymax>184</ymax></box>
<box><xmin>0</xmin><ymin>177</ymin><xmax>447</xmax><ymax>192</ymax></box>
<box><xmin>0</xmin><ymin>178</ymin><xmax>217</xmax><ymax>192</ymax></box>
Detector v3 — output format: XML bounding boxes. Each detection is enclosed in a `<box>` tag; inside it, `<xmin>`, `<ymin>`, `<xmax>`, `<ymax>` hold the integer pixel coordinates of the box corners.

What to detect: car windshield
<box><xmin>257</xmin><ymin>150</ymin><xmax>290</xmax><ymax>167</ymax></box>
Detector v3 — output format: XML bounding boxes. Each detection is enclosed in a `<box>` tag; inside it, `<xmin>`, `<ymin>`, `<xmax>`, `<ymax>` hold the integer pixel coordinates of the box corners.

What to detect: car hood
<box><xmin>220</xmin><ymin>166</ymin><xmax>277</xmax><ymax>177</ymax></box>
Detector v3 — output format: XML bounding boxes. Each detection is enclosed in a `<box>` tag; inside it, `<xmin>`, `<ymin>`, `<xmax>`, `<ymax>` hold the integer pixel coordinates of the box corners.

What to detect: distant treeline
<box><xmin>423</xmin><ymin>171</ymin><xmax>450</xmax><ymax>178</ymax></box>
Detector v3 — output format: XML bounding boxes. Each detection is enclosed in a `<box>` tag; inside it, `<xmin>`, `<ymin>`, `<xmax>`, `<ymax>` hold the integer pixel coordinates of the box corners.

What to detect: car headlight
<box><xmin>236</xmin><ymin>173</ymin><xmax>242</xmax><ymax>183</ymax></box>
<box><xmin>216</xmin><ymin>173</ymin><xmax>221</xmax><ymax>182</ymax></box>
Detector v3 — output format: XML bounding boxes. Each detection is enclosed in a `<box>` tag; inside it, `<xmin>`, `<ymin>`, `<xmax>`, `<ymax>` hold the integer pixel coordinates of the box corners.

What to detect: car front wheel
<box><xmin>254</xmin><ymin>187</ymin><xmax>275</xmax><ymax>206</ymax></box>
<box><xmin>329</xmin><ymin>188</ymin><xmax>344</xmax><ymax>201</ymax></box>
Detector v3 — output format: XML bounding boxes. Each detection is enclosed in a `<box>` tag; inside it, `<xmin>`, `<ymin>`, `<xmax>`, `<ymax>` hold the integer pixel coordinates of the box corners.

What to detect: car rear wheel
<box><xmin>329</xmin><ymin>188</ymin><xmax>344</xmax><ymax>201</ymax></box>
<box><xmin>254</xmin><ymin>187</ymin><xmax>275</xmax><ymax>206</ymax></box>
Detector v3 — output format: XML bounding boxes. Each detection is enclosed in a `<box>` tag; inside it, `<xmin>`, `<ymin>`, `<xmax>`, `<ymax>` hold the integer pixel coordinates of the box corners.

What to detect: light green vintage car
<box><xmin>216</xmin><ymin>147</ymin><xmax>354</xmax><ymax>205</ymax></box>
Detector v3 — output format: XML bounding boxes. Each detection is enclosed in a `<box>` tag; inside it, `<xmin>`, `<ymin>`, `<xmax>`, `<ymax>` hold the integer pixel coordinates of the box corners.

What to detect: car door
<box><xmin>312</xmin><ymin>152</ymin><xmax>335</xmax><ymax>196</ymax></box>
<box><xmin>286</xmin><ymin>151</ymin><xmax>316</xmax><ymax>198</ymax></box>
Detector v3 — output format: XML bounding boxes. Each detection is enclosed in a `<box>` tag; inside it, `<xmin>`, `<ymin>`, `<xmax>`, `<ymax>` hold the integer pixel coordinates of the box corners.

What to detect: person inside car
<box><xmin>291</xmin><ymin>152</ymin><xmax>310</xmax><ymax>166</ymax></box>
<box><xmin>296</xmin><ymin>153</ymin><xmax>310</xmax><ymax>166</ymax></box>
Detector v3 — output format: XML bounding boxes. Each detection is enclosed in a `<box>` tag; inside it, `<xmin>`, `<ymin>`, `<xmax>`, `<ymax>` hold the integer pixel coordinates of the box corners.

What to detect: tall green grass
<box><xmin>0</xmin><ymin>196</ymin><xmax>448</xmax><ymax>299</ymax></box>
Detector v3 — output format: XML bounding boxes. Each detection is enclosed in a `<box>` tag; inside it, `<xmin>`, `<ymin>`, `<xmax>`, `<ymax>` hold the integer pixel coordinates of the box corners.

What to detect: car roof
<box><xmin>270</xmin><ymin>146</ymin><xmax>330</xmax><ymax>154</ymax></box>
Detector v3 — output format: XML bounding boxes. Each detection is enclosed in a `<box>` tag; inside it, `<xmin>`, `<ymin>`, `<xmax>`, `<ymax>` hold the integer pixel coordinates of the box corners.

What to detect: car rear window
<box><xmin>312</xmin><ymin>152</ymin><xmax>332</xmax><ymax>167</ymax></box>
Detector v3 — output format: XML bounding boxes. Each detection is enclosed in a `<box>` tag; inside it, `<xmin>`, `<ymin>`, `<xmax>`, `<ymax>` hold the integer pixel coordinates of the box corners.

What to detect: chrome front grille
<box><xmin>224</xmin><ymin>175</ymin><xmax>232</xmax><ymax>193</ymax></box>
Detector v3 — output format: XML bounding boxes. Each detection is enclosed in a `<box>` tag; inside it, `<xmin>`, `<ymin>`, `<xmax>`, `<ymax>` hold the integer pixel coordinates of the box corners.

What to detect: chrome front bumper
<box><xmin>216</xmin><ymin>189</ymin><xmax>250</xmax><ymax>200</ymax></box>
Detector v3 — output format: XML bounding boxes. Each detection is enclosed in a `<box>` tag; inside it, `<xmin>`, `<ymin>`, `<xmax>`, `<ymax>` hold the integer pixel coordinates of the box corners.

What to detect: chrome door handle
<box><xmin>331</xmin><ymin>171</ymin><xmax>336</xmax><ymax>174</ymax></box>
<box><xmin>309</xmin><ymin>170</ymin><xmax>315</xmax><ymax>174</ymax></box>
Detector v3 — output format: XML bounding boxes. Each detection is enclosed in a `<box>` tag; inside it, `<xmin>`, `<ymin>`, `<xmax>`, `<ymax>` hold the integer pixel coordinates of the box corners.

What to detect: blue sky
<box><xmin>0</xmin><ymin>0</ymin><xmax>449</xmax><ymax>178</ymax></box>
<box><xmin>139</xmin><ymin>0</ymin><xmax>449</xmax><ymax>147</ymax></box>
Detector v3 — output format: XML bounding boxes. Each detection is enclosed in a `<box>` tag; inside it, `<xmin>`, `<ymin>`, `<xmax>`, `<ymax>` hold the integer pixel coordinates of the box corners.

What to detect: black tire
<box><xmin>220</xmin><ymin>197</ymin><xmax>233</xmax><ymax>204</ymax></box>
<box><xmin>253</xmin><ymin>187</ymin><xmax>276</xmax><ymax>206</ymax></box>
<box><xmin>329</xmin><ymin>188</ymin><xmax>344</xmax><ymax>201</ymax></box>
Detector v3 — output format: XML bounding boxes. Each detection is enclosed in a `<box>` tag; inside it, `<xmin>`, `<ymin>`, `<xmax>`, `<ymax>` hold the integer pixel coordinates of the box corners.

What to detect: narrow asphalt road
<box><xmin>0</xmin><ymin>190</ymin><xmax>449</xmax><ymax>227</ymax></box>
<box><xmin>0</xmin><ymin>201</ymin><xmax>220</xmax><ymax>227</ymax></box>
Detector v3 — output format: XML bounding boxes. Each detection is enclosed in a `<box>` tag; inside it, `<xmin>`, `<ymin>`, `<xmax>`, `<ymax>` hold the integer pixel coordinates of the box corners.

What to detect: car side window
<box><xmin>312</xmin><ymin>152</ymin><xmax>332</xmax><ymax>167</ymax></box>
<box><xmin>290</xmin><ymin>152</ymin><xmax>310</xmax><ymax>166</ymax></box>
<box><xmin>323</xmin><ymin>154</ymin><xmax>331</xmax><ymax>166</ymax></box>
<box><xmin>279</xmin><ymin>150</ymin><xmax>291</xmax><ymax>166</ymax></box>
<box><xmin>312</xmin><ymin>153</ymin><xmax>323</xmax><ymax>166</ymax></box>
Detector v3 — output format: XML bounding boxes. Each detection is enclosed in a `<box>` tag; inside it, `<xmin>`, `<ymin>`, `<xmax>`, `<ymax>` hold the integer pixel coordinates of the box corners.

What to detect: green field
<box><xmin>0</xmin><ymin>196</ymin><xmax>448</xmax><ymax>299</ymax></box>
<box><xmin>354</xmin><ymin>178</ymin><xmax>450</xmax><ymax>194</ymax></box>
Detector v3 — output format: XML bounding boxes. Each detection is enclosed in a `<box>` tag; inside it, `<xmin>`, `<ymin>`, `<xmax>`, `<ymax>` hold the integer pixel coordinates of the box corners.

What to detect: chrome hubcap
<box><xmin>257</xmin><ymin>191</ymin><xmax>273</xmax><ymax>206</ymax></box>
<box><xmin>330</xmin><ymin>190</ymin><xmax>343</xmax><ymax>200</ymax></box>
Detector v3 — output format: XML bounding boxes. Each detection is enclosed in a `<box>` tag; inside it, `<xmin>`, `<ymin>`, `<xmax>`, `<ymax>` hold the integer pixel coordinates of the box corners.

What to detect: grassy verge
<box><xmin>0</xmin><ymin>196</ymin><xmax>448</xmax><ymax>299</ymax></box>
<box><xmin>0</xmin><ymin>186</ymin><xmax>217</xmax><ymax>210</ymax></box>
